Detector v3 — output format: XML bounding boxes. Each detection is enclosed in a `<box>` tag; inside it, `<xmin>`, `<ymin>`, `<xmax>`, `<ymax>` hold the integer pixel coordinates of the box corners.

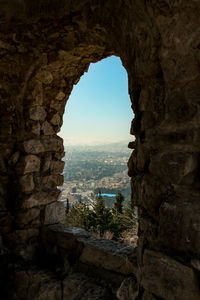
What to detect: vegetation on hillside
<box><xmin>65</xmin><ymin>191</ymin><xmax>138</xmax><ymax>244</ymax></box>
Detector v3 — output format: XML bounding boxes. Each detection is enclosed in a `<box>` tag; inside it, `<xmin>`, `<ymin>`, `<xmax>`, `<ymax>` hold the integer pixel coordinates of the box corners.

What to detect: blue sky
<box><xmin>59</xmin><ymin>55</ymin><xmax>134</xmax><ymax>145</ymax></box>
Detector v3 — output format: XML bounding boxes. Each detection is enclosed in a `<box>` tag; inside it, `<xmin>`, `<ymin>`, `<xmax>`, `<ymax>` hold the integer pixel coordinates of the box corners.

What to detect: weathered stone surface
<box><xmin>23</xmin><ymin>140</ymin><xmax>45</xmax><ymax>154</ymax></box>
<box><xmin>29</xmin><ymin>106</ymin><xmax>47</xmax><ymax>121</ymax></box>
<box><xmin>42</xmin><ymin>174</ymin><xmax>64</xmax><ymax>189</ymax></box>
<box><xmin>18</xmin><ymin>155</ymin><xmax>40</xmax><ymax>174</ymax></box>
<box><xmin>1</xmin><ymin>1</ymin><xmax>200</xmax><ymax>299</ymax></box>
<box><xmin>56</xmin><ymin>91</ymin><xmax>65</xmax><ymax>101</ymax></box>
<box><xmin>158</xmin><ymin>190</ymin><xmax>200</xmax><ymax>254</ymax></box>
<box><xmin>31</xmin><ymin>121</ymin><xmax>41</xmax><ymax>135</ymax></box>
<box><xmin>117</xmin><ymin>277</ymin><xmax>138</xmax><ymax>300</ymax></box>
<box><xmin>63</xmin><ymin>273</ymin><xmax>112</xmax><ymax>300</ymax></box>
<box><xmin>44</xmin><ymin>201</ymin><xmax>65</xmax><ymax>224</ymax></box>
<box><xmin>50</xmin><ymin>113</ymin><xmax>62</xmax><ymax>126</ymax></box>
<box><xmin>41</xmin><ymin>121</ymin><xmax>54</xmax><ymax>135</ymax></box>
<box><xmin>20</xmin><ymin>190</ymin><xmax>61</xmax><ymax>209</ymax></box>
<box><xmin>142</xmin><ymin>291</ymin><xmax>157</xmax><ymax>300</ymax></box>
<box><xmin>36</xmin><ymin>71</ymin><xmax>53</xmax><ymax>85</ymax></box>
<box><xmin>23</xmin><ymin>137</ymin><xmax>64</xmax><ymax>154</ymax></box>
<box><xmin>32</xmin><ymin>80</ymin><xmax>43</xmax><ymax>105</ymax></box>
<box><xmin>15</xmin><ymin>208</ymin><xmax>40</xmax><ymax>226</ymax></box>
<box><xmin>42</xmin><ymin>153</ymin><xmax>52</xmax><ymax>172</ymax></box>
<box><xmin>79</xmin><ymin>238</ymin><xmax>137</xmax><ymax>275</ymax></box>
<box><xmin>9</xmin><ymin>151</ymin><xmax>20</xmax><ymax>165</ymax></box>
<box><xmin>0</xmin><ymin>211</ymin><xmax>13</xmax><ymax>233</ymax></box>
<box><xmin>50</xmin><ymin>160</ymin><xmax>65</xmax><ymax>174</ymax></box>
<box><xmin>19</xmin><ymin>174</ymin><xmax>35</xmax><ymax>192</ymax></box>
<box><xmin>8</xmin><ymin>269</ymin><xmax>61</xmax><ymax>300</ymax></box>
<box><xmin>45</xmin><ymin>224</ymin><xmax>90</xmax><ymax>250</ymax></box>
<box><xmin>149</xmin><ymin>150</ymin><xmax>197</xmax><ymax>184</ymax></box>
<box><xmin>142</xmin><ymin>250</ymin><xmax>200</xmax><ymax>300</ymax></box>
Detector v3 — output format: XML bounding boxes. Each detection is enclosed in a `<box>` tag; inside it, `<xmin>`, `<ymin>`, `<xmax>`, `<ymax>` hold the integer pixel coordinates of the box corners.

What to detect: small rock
<box><xmin>117</xmin><ymin>277</ymin><xmax>138</xmax><ymax>300</ymax></box>
<box><xmin>36</xmin><ymin>70</ymin><xmax>53</xmax><ymax>85</ymax></box>
<box><xmin>56</xmin><ymin>91</ymin><xmax>65</xmax><ymax>100</ymax></box>
<box><xmin>29</xmin><ymin>106</ymin><xmax>47</xmax><ymax>121</ymax></box>
<box><xmin>42</xmin><ymin>174</ymin><xmax>64</xmax><ymax>189</ymax></box>
<box><xmin>41</xmin><ymin>121</ymin><xmax>54</xmax><ymax>135</ymax></box>
<box><xmin>18</xmin><ymin>155</ymin><xmax>40</xmax><ymax>174</ymax></box>
<box><xmin>50</xmin><ymin>160</ymin><xmax>65</xmax><ymax>174</ymax></box>
<box><xmin>9</xmin><ymin>151</ymin><xmax>20</xmax><ymax>165</ymax></box>
<box><xmin>19</xmin><ymin>174</ymin><xmax>35</xmax><ymax>192</ymax></box>
<box><xmin>50</xmin><ymin>113</ymin><xmax>61</xmax><ymax>126</ymax></box>
<box><xmin>31</xmin><ymin>121</ymin><xmax>41</xmax><ymax>135</ymax></box>
<box><xmin>44</xmin><ymin>201</ymin><xmax>65</xmax><ymax>225</ymax></box>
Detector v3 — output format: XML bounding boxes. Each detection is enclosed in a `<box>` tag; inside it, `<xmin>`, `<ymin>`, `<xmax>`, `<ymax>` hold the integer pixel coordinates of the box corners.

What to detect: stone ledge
<box><xmin>44</xmin><ymin>224</ymin><xmax>137</xmax><ymax>276</ymax></box>
<box><xmin>79</xmin><ymin>237</ymin><xmax>137</xmax><ymax>275</ymax></box>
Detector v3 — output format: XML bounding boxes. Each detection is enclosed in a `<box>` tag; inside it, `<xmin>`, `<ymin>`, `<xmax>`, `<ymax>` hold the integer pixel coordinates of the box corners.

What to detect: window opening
<box><xmin>59</xmin><ymin>56</ymin><xmax>138</xmax><ymax>245</ymax></box>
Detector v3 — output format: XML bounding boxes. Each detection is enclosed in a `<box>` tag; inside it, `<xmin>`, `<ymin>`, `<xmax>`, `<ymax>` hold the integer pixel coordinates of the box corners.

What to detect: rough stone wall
<box><xmin>1</xmin><ymin>0</ymin><xmax>200</xmax><ymax>299</ymax></box>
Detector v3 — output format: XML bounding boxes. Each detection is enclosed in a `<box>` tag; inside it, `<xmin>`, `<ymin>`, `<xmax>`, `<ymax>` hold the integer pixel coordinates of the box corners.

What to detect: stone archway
<box><xmin>1</xmin><ymin>0</ymin><xmax>200</xmax><ymax>299</ymax></box>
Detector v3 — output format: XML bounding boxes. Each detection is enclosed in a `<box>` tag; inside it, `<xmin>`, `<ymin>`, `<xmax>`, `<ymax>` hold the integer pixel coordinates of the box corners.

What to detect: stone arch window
<box><xmin>57</xmin><ymin>55</ymin><xmax>135</xmax><ymax>237</ymax></box>
<box><xmin>2</xmin><ymin>1</ymin><xmax>199</xmax><ymax>299</ymax></box>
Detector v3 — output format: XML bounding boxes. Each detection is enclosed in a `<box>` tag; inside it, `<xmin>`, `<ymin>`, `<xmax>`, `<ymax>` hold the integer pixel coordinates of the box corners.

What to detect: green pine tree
<box><xmin>92</xmin><ymin>191</ymin><xmax>112</xmax><ymax>236</ymax></box>
<box><xmin>113</xmin><ymin>192</ymin><xmax>124</xmax><ymax>214</ymax></box>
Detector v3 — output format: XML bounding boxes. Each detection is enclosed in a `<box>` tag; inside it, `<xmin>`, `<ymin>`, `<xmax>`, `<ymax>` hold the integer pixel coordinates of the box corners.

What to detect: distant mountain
<box><xmin>65</xmin><ymin>141</ymin><xmax>133</xmax><ymax>153</ymax></box>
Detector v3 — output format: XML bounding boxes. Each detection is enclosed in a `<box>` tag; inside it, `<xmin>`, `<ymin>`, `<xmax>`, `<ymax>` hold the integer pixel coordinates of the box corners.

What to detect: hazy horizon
<box><xmin>59</xmin><ymin>56</ymin><xmax>134</xmax><ymax>145</ymax></box>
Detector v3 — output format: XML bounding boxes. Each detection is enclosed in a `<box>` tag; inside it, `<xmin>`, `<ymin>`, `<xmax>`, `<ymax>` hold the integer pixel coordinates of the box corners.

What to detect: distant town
<box><xmin>59</xmin><ymin>142</ymin><xmax>132</xmax><ymax>208</ymax></box>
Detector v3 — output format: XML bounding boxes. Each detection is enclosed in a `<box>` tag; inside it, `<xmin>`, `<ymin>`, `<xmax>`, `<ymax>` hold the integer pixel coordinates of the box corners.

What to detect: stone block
<box><xmin>37</xmin><ymin>280</ymin><xmax>62</xmax><ymax>300</ymax></box>
<box><xmin>23</xmin><ymin>140</ymin><xmax>45</xmax><ymax>154</ymax></box>
<box><xmin>15</xmin><ymin>208</ymin><xmax>40</xmax><ymax>226</ymax></box>
<box><xmin>63</xmin><ymin>273</ymin><xmax>109</xmax><ymax>300</ymax></box>
<box><xmin>42</xmin><ymin>174</ymin><xmax>64</xmax><ymax>189</ymax></box>
<box><xmin>54</xmin><ymin>152</ymin><xmax>65</xmax><ymax>160</ymax></box>
<box><xmin>158</xmin><ymin>191</ymin><xmax>200</xmax><ymax>254</ymax></box>
<box><xmin>19</xmin><ymin>174</ymin><xmax>35</xmax><ymax>192</ymax></box>
<box><xmin>21</xmin><ymin>190</ymin><xmax>60</xmax><ymax>209</ymax></box>
<box><xmin>149</xmin><ymin>150</ymin><xmax>197</xmax><ymax>184</ymax></box>
<box><xmin>45</xmin><ymin>224</ymin><xmax>90</xmax><ymax>250</ymax></box>
<box><xmin>23</xmin><ymin>137</ymin><xmax>64</xmax><ymax>154</ymax></box>
<box><xmin>8</xmin><ymin>269</ymin><xmax>61</xmax><ymax>300</ymax></box>
<box><xmin>44</xmin><ymin>201</ymin><xmax>65</xmax><ymax>224</ymax></box>
<box><xmin>117</xmin><ymin>277</ymin><xmax>138</xmax><ymax>300</ymax></box>
<box><xmin>31</xmin><ymin>121</ymin><xmax>41</xmax><ymax>135</ymax></box>
<box><xmin>79</xmin><ymin>237</ymin><xmax>137</xmax><ymax>275</ymax></box>
<box><xmin>50</xmin><ymin>160</ymin><xmax>65</xmax><ymax>174</ymax></box>
<box><xmin>5</xmin><ymin>228</ymin><xmax>39</xmax><ymax>246</ymax></box>
<box><xmin>50</xmin><ymin>113</ymin><xmax>61</xmax><ymax>126</ymax></box>
<box><xmin>56</xmin><ymin>91</ymin><xmax>65</xmax><ymax>100</ymax></box>
<box><xmin>42</xmin><ymin>153</ymin><xmax>52</xmax><ymax>172</ymax></box>
<box><xmin>41</xmin><ymin>121</ymin><xmax>54</xmax><ymax>135</ymax></box>
<box><xmin>142</xmin><ymin>291</ymin><xmax>157</xmax><ymax>300</ymax></box>
<box><xmin>134</xmin><ymin>174</ymin><xmax>166</xmax><ymax>212</ymax></box>
<box><xmin>50</xmin><ymin>101</ymin><xmax>65</xmax><ymax>115</ymax></box>
<box><xmin>142</xmin><ymin>250</ymin><xmax>200</xmax><ymax>300</ymax></box>
<box><xmin>29</xmin><ymin>106</ymin><xmax>47</xmax><ymax>121</ymax></box>
<box><xmin>18</xmin><ymin>155</ymin><xmax>40</xmax><ymax>174</ymax></box>
<box><xmin>43</xmin><ymin>137</ymin><xmax>64</xmax><ymax>152</ymax></box>
<box><xmin>36</xmin><ymin>70</ymin><xmax>53</xmax><ymax>85</ymax></box>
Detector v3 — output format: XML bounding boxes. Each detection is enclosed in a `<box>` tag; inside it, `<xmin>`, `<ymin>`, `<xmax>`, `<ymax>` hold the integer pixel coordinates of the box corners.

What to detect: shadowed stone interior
<box><xmin>1</xmin><ymin>0</ymin><xmax>200</xmax><ymax>299</ymax></box>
